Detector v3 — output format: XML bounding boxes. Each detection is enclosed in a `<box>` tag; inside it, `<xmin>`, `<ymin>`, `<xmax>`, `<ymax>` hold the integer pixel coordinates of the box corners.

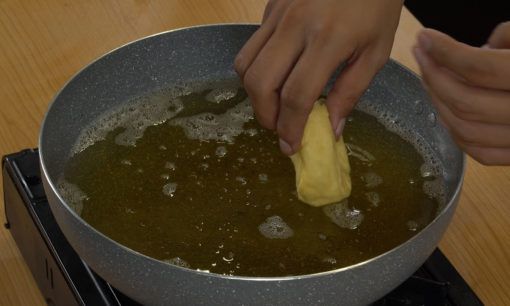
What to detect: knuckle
<box><xmin>448</xmin><ymin>97</ymin><xmax>476</xmax><ymax>121</ymax></box>
<box><xmin>457</xmin><ymin>54</ymin><xmax>487</xmax><ymax>80</ymax></box>
<box><xmin>254</xmin><ymin>109</ymin><xmax>276</xmax><ymax>130</ymax></box>
<box><xmin>243</xmin><ymin>69</ymin><xmax>266</xmax><ymax>95</ymax></box>
<box><xmin>309</xmin><ymin>21</ymin><xmax>336</xmax><ymax>40</ymax></box>
<box><xmin>281</xmin><ymin>4</ymin><xmax>306</xmax><ymax>26</ymax></box>
<box><xmin>431</xmin><ymin>83</ymin><xmax>477</xmax><ymax>121</ymax></box>
<box><xmin>455</xmin><ymin>125</ymin><xmax>480</xmax><ymax>146</ymax></box>
<box><xmin>342</xmin><ymin>92</ymin><xmax>361</xmax><ymax>108</ymax></box>
<box><xmin>330</xmin><ymin>88</ymin><xmax>361</xmax><ymax>109</ymax></box>
<box><xmin>310</xmin><ymin>23</ymin><xmax>352</xmax><ymax>47</ymax></box>
<box><xmin>280</xmin><ymin>86</ymin><xmax>307</xmax><ymax>113</ymax></box>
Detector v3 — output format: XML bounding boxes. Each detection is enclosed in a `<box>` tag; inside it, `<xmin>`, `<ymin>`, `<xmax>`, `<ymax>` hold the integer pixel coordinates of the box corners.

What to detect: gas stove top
<box><xmin>3</xmin><ymin>149</ymin><xmax>483</xmax><ymax>306</ymax></box>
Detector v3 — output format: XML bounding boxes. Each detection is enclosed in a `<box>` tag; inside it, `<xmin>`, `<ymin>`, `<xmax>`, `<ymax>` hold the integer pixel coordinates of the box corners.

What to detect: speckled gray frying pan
<box><xmin>39</xmin><ymin>24</ymin><xmax>465</xmax><ymax>305</ymax></box>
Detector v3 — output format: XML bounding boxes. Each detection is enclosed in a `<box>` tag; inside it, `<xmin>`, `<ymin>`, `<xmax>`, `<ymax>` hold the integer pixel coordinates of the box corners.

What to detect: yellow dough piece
<box><xmin>290</xmin><ymin>100</ymin><xmax>351</xmax><ymax>207</ymax></box>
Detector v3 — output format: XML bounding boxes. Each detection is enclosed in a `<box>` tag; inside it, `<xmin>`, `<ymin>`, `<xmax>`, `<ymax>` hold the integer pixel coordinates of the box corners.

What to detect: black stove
<box><xmin>3</xmin><ymin>149</ymin><xmax>484</xmax><ymax>306</ymax></box>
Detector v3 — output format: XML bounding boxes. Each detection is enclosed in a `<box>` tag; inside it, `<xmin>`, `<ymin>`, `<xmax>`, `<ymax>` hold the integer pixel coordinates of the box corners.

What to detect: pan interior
<box><xmin>58</xmin><ymin>77</ymin><xmax>446</xmax><ymax>277</ymax></box>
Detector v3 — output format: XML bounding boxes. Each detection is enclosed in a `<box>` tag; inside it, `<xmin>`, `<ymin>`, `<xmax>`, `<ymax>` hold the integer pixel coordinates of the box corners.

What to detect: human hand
<box><xmin>413</xmin><ymin>23</ymin><xmax>510</xmax><ymax>165</ymax></box>
<box><xmin>235</xmin><ymin>0</ymin><xmax>403</xmax><ymax>155</ymax></box>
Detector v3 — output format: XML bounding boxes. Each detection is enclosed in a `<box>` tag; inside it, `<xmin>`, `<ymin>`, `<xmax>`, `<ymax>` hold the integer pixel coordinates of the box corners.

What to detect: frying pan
<box><xmin>39</xmin><ymin>24</ymin><xmax>465</xmax><ymax>305</ymax></box>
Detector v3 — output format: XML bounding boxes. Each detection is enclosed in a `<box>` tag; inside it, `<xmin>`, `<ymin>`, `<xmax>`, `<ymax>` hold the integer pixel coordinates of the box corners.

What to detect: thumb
<box><xmin>487</xmin><ymin>22</ymin><xmax>510</xmax><ymax>49</ymax></box>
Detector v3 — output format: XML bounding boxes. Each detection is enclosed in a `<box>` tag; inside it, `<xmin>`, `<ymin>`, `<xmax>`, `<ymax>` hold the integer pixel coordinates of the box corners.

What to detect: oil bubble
<box><xmin>322</xmin><ymin>257</ymin><xmax>337</xmax><ymax>264</ymax></box>
<box><xmin>245</xmin><ymin>128</ymin><xmax>258</xmax><ymax>137</ymax></box>
<box><xmin>57</xmin><ymin>180</ymin><xmax>87</xmax><ymax>215</ymax></box>
<box><xmin>365</xmin><ymin>191</ymin><xmax>381</xmax><ymax>207</ymax></box>
<box><xmin>362</xmin><ymin>172</ymin><xmax>383</xmax><ymax>188</ymax></box>
<box><xmin>427</xmin><ymin>112</ymin><xmax>437</xmax><ymax>127</ymax></box>
<box><xmin>346</xmin><ymin>143</ymin><xmax>376</xmax><ymax>162</ymax></box>
<box><xmin>205</xmin><ymin>87</ymin><xmax>238</xmax><ymax>103</ymax></box>
<box><xmin>164</xmin><ymin>257</ymin><xmax>190</xmax><ymax>268</ymax></box>
<box><xmin>323</xmin><ymin>200</ymin><xmax>364</xmax><ymax>230</ymax></box>
<box><xmin>258</xmin><ymin>173</ymin><xmax>268</xmax><ymax>183</ymax></box>
<box><xmin>420</xmin><ymin>163</ymin><xmax>435</xmax><ymax>178</ymax></box>
<box><xmin>169</xmin><ymin>99</ymin><xmax>252</xmax><ymax>143</ymax></box>
<box><xmin>165</xmin><ymin>162</ymin><xmax>176</xmax><ymax>170</ymax></box>
<box><xmin>258</xmin><ymin>216</ymin><xmax>294</xmax><ymax>239</ymax></box>
<box><xmin>235</xmin><ymin>176</ymin><xmax>247</xmax><ymax>185</ymax></box>
<box><xmin>407</xmin><ymin>220</ymin><xmax>419</xmax><ymax>232</ymax></box>
<box><xmin>423</xmin><ymin>178</ymin><xmax>445</xmax><ymax>202</ymax></box>
<box><xmin>222</xmin><ymin>252</ymin><xmax>235</xmax><ymax>262</ymax></box>
<box><xmin>163</xmin><ymin>182</ymin><xmax>177</xmax><ymax>197</ymax></box>
<box><xmin>414</xmin><ymin>100</ymin><xmax>424</xmax><ymax>115</ymax></box>
<box><xmin>216</xmin><ymin>146</ymin><xmax>227</xmax><ymax>157</ymax></box>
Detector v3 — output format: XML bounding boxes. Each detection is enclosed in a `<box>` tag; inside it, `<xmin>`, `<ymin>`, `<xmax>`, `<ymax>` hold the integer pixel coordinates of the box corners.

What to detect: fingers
<box><xmin>326</xmin><ymin>49</ymin><xmax>388</xmax><ymax>137</ymax></box>
<box><xmin>414</xmin><ymin>35</ymin><xmax>510</xmax><ymax>165</ymax></box>
<box><xmin>235</xmin><ymin>0</ymin><xmax>302</xmax><ymax>130</ymax></box>
<box><xmin>236</xmin><ymin>0</ymin><xmax>403</xmax><ymax>156</ymax></box>
<box><xmin>417</xmin><ymin>28</ymin><xmax>510</xmax><ymax>90</ymax></box>
<box><xmin>242</xmin><ymin>25</ymin><xmax>306</xmax><ymax>130</ymax></box>
<box><xmin>234</xmin><ymin>0</ymin><xmax>290</xmax><ymax>80</ymax></box>
<box><xmin>234</xmin><ymin>27</ymin><xmax>273</xmax><ymax>81</ymax></box>
<box><xmin>413</xmin><ymin>47</ymin><xmax>510</xmax><ymax>125</ymax></box>
<box><xmin>276</xmin><ymin>35</ymin><xmax>355</xmax><ymax>154</ymax></box>
<box><xmin>428</xmin><ymin>88</ymin><xmax>510</xmax><ymax>165</ymax></box>
<box><xmin>450</xmin><ymin>127</ymin><xmax>510</xmax><ymax>165</ymax></box>
<box><xmin>458</xmin><ymin>146</ymin><xmax>510</xmax><ymax>166</ymax></box>
<box><xmin>427</xmin><ymin>90</ymin><xmax>510</xmax><ymax>148</ymax></box>
<box><xmin>488</xmin><ymin>22</ymin><xmax>510</xmax><ymax>49</ymax></box>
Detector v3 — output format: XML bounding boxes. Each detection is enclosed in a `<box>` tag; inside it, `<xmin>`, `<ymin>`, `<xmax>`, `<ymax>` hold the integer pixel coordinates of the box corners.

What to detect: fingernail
<box><xmin>417</xmin><ymin>32</ymin><xmax>432</xmax><ymax>51</ymax></box>
<box><xmin>481</xmin><ymin>44</ymin><xmax>491</xmax><ymax>49</ymax></box>
<box><xmin>335</xmin><ymin>118</ymin><xmax>346</xmax><ymax>139</ymax></box>
<box><xmin>413</xmin><ymin>47</ymin><xmax>427</xmax><ymax>67</ymax></box>
<box><xmin>279</xmin><ymin>138</ymin><xmax>294</xmax><ymax>156</ymax></box>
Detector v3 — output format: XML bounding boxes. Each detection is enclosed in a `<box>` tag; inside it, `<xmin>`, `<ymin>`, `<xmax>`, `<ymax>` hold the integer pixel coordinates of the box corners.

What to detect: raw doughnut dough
<box><xmin>290</xmin><ymin>100</ymin><xmax>351</xmax><ymax>207</ymax></box>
